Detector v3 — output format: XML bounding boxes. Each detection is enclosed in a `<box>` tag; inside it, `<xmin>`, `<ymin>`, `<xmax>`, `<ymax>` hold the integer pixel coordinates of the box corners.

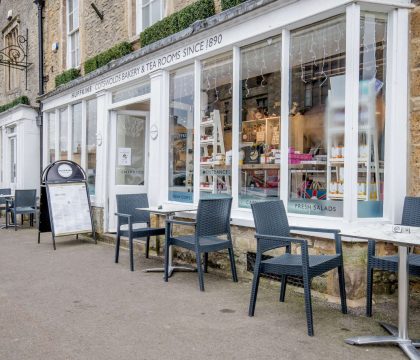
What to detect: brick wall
<box><xmin>409</xmin><ymin>1</ymin><xmax>420</xmax><ymax>195</ymax></box>
<box><xmin>0</xmin><ymin>1</ymin><xmax>39</xmax><ymax>106</ymax></box>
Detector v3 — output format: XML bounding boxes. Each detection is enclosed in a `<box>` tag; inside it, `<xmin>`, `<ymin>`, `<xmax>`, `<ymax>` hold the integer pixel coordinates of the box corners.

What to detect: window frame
<box><xmin>136</xmin><ymin>0</ymin><xmax>165</xmax><ymax>34</ymax></box>
<box><xmin>66</xmin><ymin>0</ymin><xmax>80</xmax><ymax>69</ymax></box>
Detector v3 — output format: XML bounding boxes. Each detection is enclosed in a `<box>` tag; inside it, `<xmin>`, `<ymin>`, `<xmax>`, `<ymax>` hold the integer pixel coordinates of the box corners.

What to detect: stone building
<box><xmin>38</xmin><ymin>0</ymin><xmax>420</xmax><ymax>304</ymax></box>
<box><xmin>0</xmin><ymin>0</ymin><xmax>41</xmax><ymax>192</ymax></box>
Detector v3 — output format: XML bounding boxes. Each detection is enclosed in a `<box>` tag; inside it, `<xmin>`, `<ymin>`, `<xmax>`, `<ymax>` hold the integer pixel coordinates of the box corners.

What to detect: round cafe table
<box><xmin>341</xmin><ymin>224</ymin><xmax>420</xmax><ymax>360</ymax></box>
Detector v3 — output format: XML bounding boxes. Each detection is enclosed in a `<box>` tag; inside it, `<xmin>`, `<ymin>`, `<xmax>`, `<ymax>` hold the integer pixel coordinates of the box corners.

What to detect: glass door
<box><xmin>108</xmin><ymin>111</ymin><xmax>149</xmax><ymax>231</ymax></box>
<box><xmin>9</xmin><ymin>136</ymin><xmax>17</xmax><ymax>188</ymax></box>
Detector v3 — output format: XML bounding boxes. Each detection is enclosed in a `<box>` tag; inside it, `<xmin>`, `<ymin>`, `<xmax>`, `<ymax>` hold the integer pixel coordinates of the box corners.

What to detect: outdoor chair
<box><xmin>164</xmin><ymin>197</ymin><xmax>237</xmax><ymax>291</ymax></box>
<box><xmin>249</xmin><ymin>200</ymin><xmax>347</xmax><ymax>336</ymax></box>
<box><xmin>115</xmin><ymin>193</ymin><xmax>165</xmax><ymax>271</ymax></box>
<box><xmin>366</xmin><ymin>196</ymin><xmax>420</xmax><ymax>317</ymax></box>
<box><xmin>6</xmin><ymin>189</ymin><xmax>37</xmax><ymax>231</ymax></box>
<box><xmin>0</xmin><ymin>188</ymin><xmax>11</xmax><ymax>220</ymax></box>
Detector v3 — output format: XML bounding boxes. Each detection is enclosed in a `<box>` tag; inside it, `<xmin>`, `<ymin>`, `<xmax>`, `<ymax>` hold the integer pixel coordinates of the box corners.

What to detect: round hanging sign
<box><xmin>57</xmin><ymin>163</ymin><xmax>73</xmax><ymax>178</ymax></box>
<box><xmin>150</xmin><ymin>124</ymin><xmax>158</xmax><ymax>140</ymax></box>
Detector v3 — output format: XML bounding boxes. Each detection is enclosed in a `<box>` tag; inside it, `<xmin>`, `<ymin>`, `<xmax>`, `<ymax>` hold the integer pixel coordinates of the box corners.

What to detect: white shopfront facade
<box><xmin>41</xmin><ymin>0</ymin><xmax>412</xmax><ymax>234</ymax></box>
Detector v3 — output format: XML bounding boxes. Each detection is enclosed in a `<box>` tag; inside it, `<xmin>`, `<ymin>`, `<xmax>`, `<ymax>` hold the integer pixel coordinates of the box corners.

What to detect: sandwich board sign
<box><xmin>38</xmin><ymin>160</ymin><xmax>96</xmax><ymax>250</ymax></box>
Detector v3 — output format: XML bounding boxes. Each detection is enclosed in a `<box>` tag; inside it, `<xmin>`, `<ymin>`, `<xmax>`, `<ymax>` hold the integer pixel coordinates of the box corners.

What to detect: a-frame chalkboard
<box><xmin>38</xmin><ymin>160</ymin><xmax>96</xmax><ymax>250</ymax></box>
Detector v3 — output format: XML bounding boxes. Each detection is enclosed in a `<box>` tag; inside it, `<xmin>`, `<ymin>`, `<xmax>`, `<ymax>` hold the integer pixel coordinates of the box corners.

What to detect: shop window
<box><xmin>135</xmin><ymin>0</ymin><xmax>165</xmax><ymax>34</ymax></box>
<box><xmin>288</xmin><ymin>16</ymin><xmax>346</xmax><ymax>217</ymax></box>
<box><xmin>200</xmin><ymin>53</ymin><xmax>233</xmax><ymax>198</ymax></box>
<box><xmin>72</xmin><ymin>103</ymin><xmax>82</xmax><ymax>164</ymax></box>
<box><xmin>112</xmin><ymin>82</ymin><xmax>151</xmax><ymax>103</ymax></box>
<box><xmin>86</xmin><ymin>99</ymin><xmax>97</xmax><ymax>196</ymax></box>
<box><xmin>4</xmin><ymin>25</ymin><xmax>20</xmax><ymax>91</ymax></box>
<box><xmin>59</xmin><ymin>107</ymin><xmax>68</xmax><ymax>160</ymax></box>
<box><xmin>48</xmin><ymin>113</ymin><xmax>56</xmax><ymax>163</ymax></box>
<box><xmin>357</xmin><ymin>13</ymin><xmax>387</xmax><ymax>218</ymax></box>
<box><xmin>239</xmin><ymin>36</ymin><xmax>282</xmax><ymax>208</ymax></box>
<box><xmin>67</xmin><ymin>0</ymin><xmax>80</xmax><ymax>68</ymax></box>
<box><xmin>168</xmin><ymin>65</ymin><xmax>194</xmax><ymax>203</ymax></box>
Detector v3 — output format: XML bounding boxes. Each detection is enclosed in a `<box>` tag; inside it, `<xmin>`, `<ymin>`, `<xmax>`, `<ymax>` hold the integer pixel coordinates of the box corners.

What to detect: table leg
<box><xmin>345</xmin><ymin>246</ymin><xmax>420</xmax><ymax>360</ymax></box>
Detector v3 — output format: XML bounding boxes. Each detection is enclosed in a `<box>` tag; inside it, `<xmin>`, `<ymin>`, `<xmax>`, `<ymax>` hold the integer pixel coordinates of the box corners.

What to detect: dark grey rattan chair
<box><xmin>366</xmin><ymin>196</ymin><xmax>420</xmax><ymax>317</ymax></box>
<box><xmin>249</xmin><ymin>200</ymin><xmax>347</xmax><ymax>336</ymax></box>
<box><xmin>6</xmin><ymin>189</ymin><xmax>37</xmax><ymax>231</ymax></box>
<box><xmin>0</xmin><ymin>188</ymin><xmax>11</xmax><ymax>220</ymax></box>
<box><xmin>115</xmin><ymin>193</ymin><xmax>165</xmax><ymax>271</ymax></box>
<box><xmin>164</xmin><ymin>197</ymin><xmax>237</xmax><ymax>291</ymax></box>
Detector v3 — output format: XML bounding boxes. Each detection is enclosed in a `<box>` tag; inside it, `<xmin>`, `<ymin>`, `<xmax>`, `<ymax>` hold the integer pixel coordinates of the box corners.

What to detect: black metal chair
<box><xmin>164</xmin><ymin>197</ymin><xmax>237</xmax><ymax>291</ymax></box>
<box><xmin>115</xmin><ymin>193</ymin><xmax>165</xmax><ymax>271</ymax></box>
<box><xmin>6</xmin><ymin>189</ymin><xmax>37</xmax><ymax>231</ymax></box>
<box><xmin>366</xmin><ymin>196</ymin><xmax>420</xmax><ymax>317</ymax></box>
<box><xmin>249</xmin><ymin>200</ymin><xmax>347</xmax><ymax>336</ymax></box>
<box><xmin>0</xmin><ymin>188</ymin><xmax>11</xmax><ymax>220</ymax></box>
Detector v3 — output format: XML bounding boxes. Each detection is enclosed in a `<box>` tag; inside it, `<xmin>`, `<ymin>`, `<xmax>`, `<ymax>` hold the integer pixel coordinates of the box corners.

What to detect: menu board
<box><xmin>47</xmin><ymin>182</ymin><xmax>92</xmax><ymax>236</ymax></box>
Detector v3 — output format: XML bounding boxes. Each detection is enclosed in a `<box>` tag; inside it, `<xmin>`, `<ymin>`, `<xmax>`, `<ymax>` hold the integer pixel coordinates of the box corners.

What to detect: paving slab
<box><xmin>0</xmin><ymin>227</ymin><xmax>418</xmax><ymax>360</ymax></box>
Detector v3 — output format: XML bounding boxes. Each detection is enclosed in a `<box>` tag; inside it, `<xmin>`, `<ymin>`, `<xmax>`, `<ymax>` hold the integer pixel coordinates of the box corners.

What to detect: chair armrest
<box><xmin>290</xmin><ymin>226</ymin><xmax>340</xmax><ymax>234</ymax></box>
<box><xmin>115</xmin><ymin>212</ymin><xmax>131</xmax><ymax>218</ymax></box>
<box><xmin>255</xmin><ymin>233</ymin><xmax>307</xmax><ymax>245</ymax></box>
<box><xmin>166</xmin><ymin>219</ymin><xmax>197</xmax><ymax>227</ymax></box>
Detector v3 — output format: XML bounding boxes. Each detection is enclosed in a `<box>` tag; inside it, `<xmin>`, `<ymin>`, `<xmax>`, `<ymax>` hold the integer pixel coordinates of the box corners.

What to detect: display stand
<box><xmin>38</xmin><ymin>160</ymin><xmax>96</xmax><ymax>250</ymax></box>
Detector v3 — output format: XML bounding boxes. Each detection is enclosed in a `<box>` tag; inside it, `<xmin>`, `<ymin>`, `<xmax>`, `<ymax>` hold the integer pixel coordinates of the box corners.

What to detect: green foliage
<box><xmin>0</xmin><ymin>96</ymin><xmax>30</xmax><ymax>114</ymax></box>
<box><xmin>140</xmin><ymin>0</ymin><xmax>216</xmax><ymax>47</ymax></box>
<box><xmin>55</xmin><ymin>68</ymin><xmax>81</xmax><ymax>88</ymax></box>
<box><xmin>83</xmin><ymin>42</ymin><xmax>133</xmax><ymax>75</ymax></box>
<box><xmin>221</xmin><ymin>0</ymin><xmax>245</xmax><ymax>11</ymax></box>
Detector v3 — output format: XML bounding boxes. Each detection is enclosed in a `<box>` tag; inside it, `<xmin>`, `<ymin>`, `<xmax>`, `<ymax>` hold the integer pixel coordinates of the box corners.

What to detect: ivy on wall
<box><xmin>55</xmin><ymin>68</ymin><xmax>81</xmax><ymax>88</ymax></box>
<box><xmin>84</xmin><ymin>42</ymin><xmax>133</xmax><ymax>75</ymax></box>
<box><xmin>140</xmin><ymin>0</ymin><xmax>216</xmax><ymax>47</ymax></box>
<box><xmin>221</xmin><ymin>0</ymin><xmax>246</xmax><ymax>11</ymax></box>
<box><xmin>0</xmin><ymin>96</ymin><xmax>30</xmax><ymax>114</ymax></box>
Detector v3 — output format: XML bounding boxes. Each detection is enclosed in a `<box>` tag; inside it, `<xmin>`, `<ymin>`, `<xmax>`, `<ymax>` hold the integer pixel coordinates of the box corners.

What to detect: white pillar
<box><xmin>149</xmin><ymin>70</ymin><xmax>169</xmax><ymax>206</ymax></box>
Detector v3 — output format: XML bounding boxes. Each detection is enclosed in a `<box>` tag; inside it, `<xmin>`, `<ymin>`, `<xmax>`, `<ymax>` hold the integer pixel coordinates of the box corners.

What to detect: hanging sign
<box><xmin>118</xmin><ymin>147</ymin><xmax>132</xmax><ymax>166</ymax></box>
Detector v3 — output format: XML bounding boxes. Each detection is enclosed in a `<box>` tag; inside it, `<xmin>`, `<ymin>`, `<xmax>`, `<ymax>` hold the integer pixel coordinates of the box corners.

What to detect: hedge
<box><xmin>55</xmin><ymin>68</ymin><xmax>81</xmax><ymax>87</ymax></box>
<box><xmin>84</xmin><ymin>42</ymin><xmax>133</xmax><ymax>75</ymax></box>
<box><xmin>140</xmin><ymin>0</ymin><xmax>215</xmax><ymax>47</ymax></box>
<box><xmin>0</xmin><ymin>96</ymin><xmax>30</xmax><ymax>114</ymax></box>
<box><xmin>221</xmin><ymin>0</ymin><xmax>246</xmax><ymax>11</ymax></box>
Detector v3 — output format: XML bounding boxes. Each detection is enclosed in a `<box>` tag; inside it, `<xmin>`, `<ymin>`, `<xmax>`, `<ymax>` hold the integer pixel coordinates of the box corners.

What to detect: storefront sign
<box><xmin>117</xmin><ymin>147</ymin><xmax>131</xmax><ymax>166</ymax></box>
<box><xmin>287</xmin><ymin>200</ymin><xmax>343</xmax><ymax>217</ymax></box>
<box><xmin>70</xmin><ymin>34</ymin><xmax>223</xmax><ymax>99</ymax></box>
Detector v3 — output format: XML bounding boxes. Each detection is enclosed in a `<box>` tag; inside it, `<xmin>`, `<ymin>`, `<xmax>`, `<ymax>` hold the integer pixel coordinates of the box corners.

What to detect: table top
<box><xmin>136</xmin><ymin>204</ymin><xmax>198</xmax><ymax>215</ymax></box>
<box><xmin>341</xmin><ymin>223</ymin><xmax>420</xmax><ymax>247</ymax></box>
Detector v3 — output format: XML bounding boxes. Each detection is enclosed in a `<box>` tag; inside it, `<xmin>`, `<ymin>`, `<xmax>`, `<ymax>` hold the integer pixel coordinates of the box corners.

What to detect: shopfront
<box><xmin>41</xmin><ymin>0</ymin><xmax>410</xmax><ymax>236</ymax></box>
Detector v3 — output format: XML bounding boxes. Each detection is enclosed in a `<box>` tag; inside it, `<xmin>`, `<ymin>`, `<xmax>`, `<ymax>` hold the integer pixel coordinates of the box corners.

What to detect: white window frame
<box><xmin>67</xmin><ymin>0</ymin><xmax>80</xmax><ymax>69</ymax></box>
<box><xmin>136</xmin><ymin>0</ymin><xmax>165</xmax><ymax>34</ymax></box>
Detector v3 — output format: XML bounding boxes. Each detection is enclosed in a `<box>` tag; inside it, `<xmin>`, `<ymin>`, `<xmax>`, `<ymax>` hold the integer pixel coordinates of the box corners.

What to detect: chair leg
<box><xmin>248</xmin><ymin>264</ymin><xmax>261</xmax><ymax>317</ymax></box>
<box><xmin>129</xmin><ymin>234</ymin><xmax>134</xmax><ymax>272</ymax></box>
<box><xmin>203</xmin><ymin>253</ymin><xmax>208</xmax><ymax>273</ymax></box>
<box><xmin>115</xmin><ymin>232</ymin><xmax>121</xmax><ymax>263</ymax></box>
<box><xmin>164</xmin><ymin>240</ymin><xmax>170</xmax><ymax>282</ymax></box>
<box><xmin>21</xmin><ymin>214</ymin><xmax>23</xmax><ymax>225</ymax></box>
<box><xmin>195</xmin><ymin>248</ymin><xmax>205</xmax><ymax>291</ymax></box>
<box><xmin>303</xmin><ymin>275</ymin><xmax>314</xmax><ymax>336</ymax></box>
<box><xmin>280</xmin><ymin>275</ymin><xmax>287</xmax><ymax>302</ymax></box>
<box><xmin>145</xmin><ymin>236</ymin><xmax>150</xmax><ymax>259</ymax></box>
<box><xmin>14</xmin><ymin>213</ymin><xmax>17</xmax><ymax>231</ymax></box>
<box><xmin>366</xmin><ymin>265</ymin><xmax>374</xmax><ymax>317</ymax></box>
<box><xmin>337</xmin><ymin>264</ymin><xmax>347</xmax><ymax>314</ymax></box>
<box><xmin>228</xmin><ymin>247</ymin><xmax>238</xmax><ymax>282</ymax></box>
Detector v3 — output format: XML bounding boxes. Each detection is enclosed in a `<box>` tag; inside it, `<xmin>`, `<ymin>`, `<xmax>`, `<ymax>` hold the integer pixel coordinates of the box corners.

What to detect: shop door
<box><xmin>108</xmin><ymin>111</ymin><xmax>149</xmax><ymax>232</ymax></box>
<box><xmin>9</xmin><ymin>136</ymin><xmax>17</xmax><ymax>188</ymax></box>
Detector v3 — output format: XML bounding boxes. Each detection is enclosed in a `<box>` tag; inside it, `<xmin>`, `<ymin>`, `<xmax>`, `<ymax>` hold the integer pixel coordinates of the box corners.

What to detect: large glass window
<box><xmin>239</xmin><ymin>36</ymin><xmax>282</xmax><ymax>208</ymax></box>
<box><xmin>48</xmin><ymin>113</ymin><xmax>56</xmax><ymax>163</ymax></box>
<box><xmin>288</xmin><ymin>16</ymin><xmax>346</xmax><ymax>217</ymax></box>
<box><xmin>200</xmin><ymin>53</ymin><xmax>233</xmax><ymax>198</ymax></box>
<box><xmin>67</xmin><ymin>0</ymin><xmax>80</xmax><ymax>68</ymax></box>
<box><xmin>168</xmin><ymin>66</ymin><xmax>194</xmax><ymax>203</ymax></box>
<box><xmin>112</xmin><ymin>82</ymin><xmax>151</xmax><ymax>103</ymax></box>
<box><xmin>71</xmin><ymin>103</ymin><xmax>82</xmax><ymax>164</ymax></box>
<box><xmin>357</xmin><ymin>13</ymin><xmax>387</xmax><ymax>218</ymax></box>
<box><xmin>136</xmin><ymin>0</ymin><xmax>164</xmax><ymax>33</ymax></box>
<box><xmin>86</xmin><ymin>99</ymin><xmax>97</xmax><ymax>196</ymax></box>
<box><xmin>59</xmin><ymin>108</ymin><xmax>68</xmax><ymax>160</ymax></box>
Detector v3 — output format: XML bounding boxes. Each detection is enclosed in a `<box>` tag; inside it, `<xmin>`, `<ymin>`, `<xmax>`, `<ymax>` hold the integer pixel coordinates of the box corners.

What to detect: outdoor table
<box><xmin>136</xmin><ymin>204</ymin><xmax>198</xmax><ymax>277</ymax></box>
<box><xmin>342</xmin><ymin>224</ymin><xmax>420</xmax><ymax>359</ymax></box>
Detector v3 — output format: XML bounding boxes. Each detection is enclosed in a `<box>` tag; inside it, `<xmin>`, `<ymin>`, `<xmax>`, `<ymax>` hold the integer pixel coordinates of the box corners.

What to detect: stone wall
<box><xmin>0</xmin><ymin>1</ymin><xmax>39</xmax><ymax>106</ymax></box>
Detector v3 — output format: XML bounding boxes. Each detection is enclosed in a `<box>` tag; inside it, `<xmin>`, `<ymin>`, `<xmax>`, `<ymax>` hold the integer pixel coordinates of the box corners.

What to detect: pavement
<box><xmin>0</xmin><ymin>227</ymin><xmax>419</xmax><ymax>360</ymax></box>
